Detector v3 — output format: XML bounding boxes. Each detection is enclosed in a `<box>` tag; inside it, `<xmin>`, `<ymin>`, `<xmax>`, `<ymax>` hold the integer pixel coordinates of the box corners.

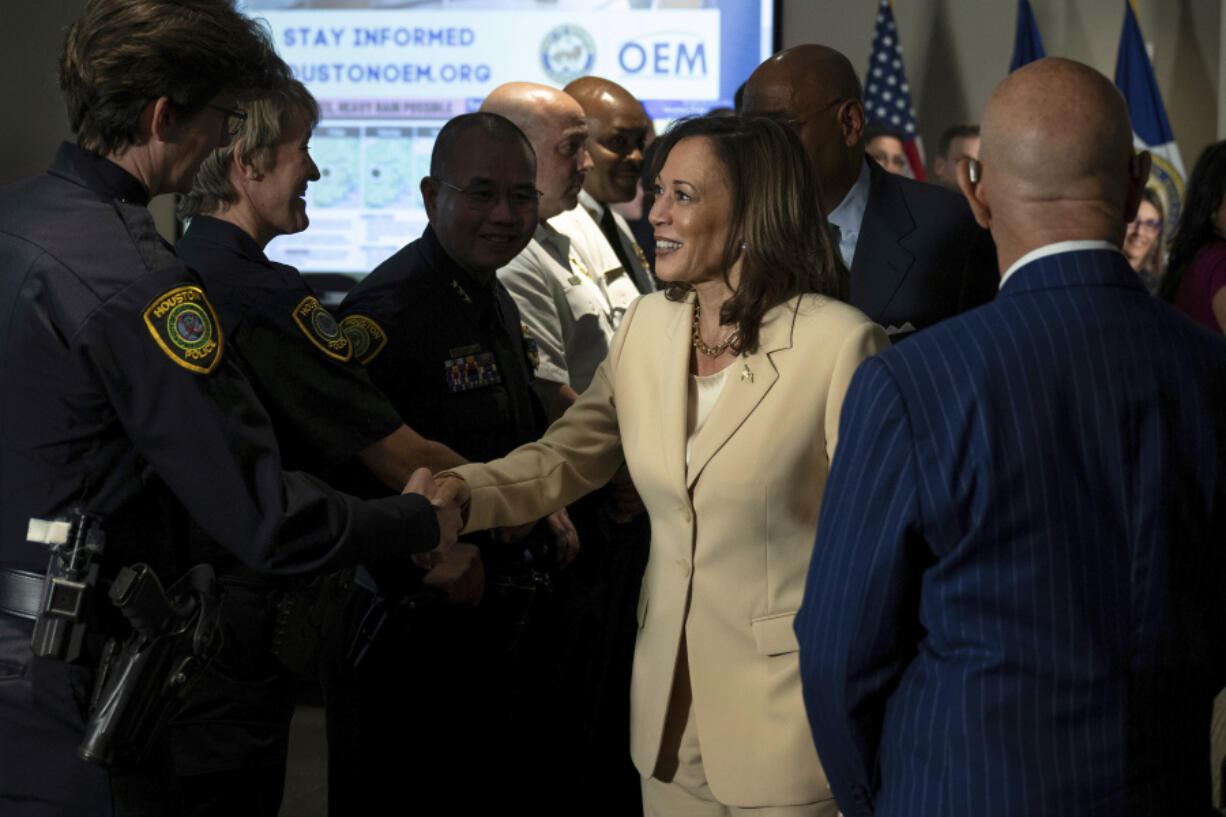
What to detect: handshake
<box><xmin>398</xmin><ymin>469</ymin><xmax>579</xmax><ymax>605</ymax></box>
<box><xmin>399</xmin><ymin>468</ymin><xmax>475</xmax><ymax>603</ymax></box>
<box><xmin>402</xmin><ymin>467</ymin><xmax>469</xmax><ymax>553</ymax></box>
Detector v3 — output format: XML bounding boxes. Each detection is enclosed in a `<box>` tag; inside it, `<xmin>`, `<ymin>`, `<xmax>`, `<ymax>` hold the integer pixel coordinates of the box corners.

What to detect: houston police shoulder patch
<box><xmin>142</xmin><ymin>284</ymin><xmax>223</xmax><ymax>374</ymax></box>
<box><xmin>291</xmin><ymin>296</ymin><xmax>352</xmax><ymax>362</ymax></box>
<box><xmin>339</xmin><ymin>313</ymin><xmax>389</xmax><ymax>365</ymax></box>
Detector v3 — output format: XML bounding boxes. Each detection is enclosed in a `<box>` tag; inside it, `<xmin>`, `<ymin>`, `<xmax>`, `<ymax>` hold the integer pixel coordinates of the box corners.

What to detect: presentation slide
<box><xmin>239</xmin><ymin>0</ymin><xmax>776</xmax><ymax>275</ymax></box>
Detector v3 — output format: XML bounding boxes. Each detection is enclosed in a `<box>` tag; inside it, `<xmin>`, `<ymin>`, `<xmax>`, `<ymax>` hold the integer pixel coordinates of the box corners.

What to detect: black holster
<box><xmin>78</xmin><ymin>562</ymin><xmax>222</xmax><ymax>767</ymax></box>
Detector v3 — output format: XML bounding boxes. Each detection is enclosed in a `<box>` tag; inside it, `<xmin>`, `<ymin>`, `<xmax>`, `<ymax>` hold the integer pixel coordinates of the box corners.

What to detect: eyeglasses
<box><xmin>205</xmin><ymin>103</ymin><xmax>247</xmax><ymax>136</ymax></box>
<box><xmin>436</xmin><ymin>179</ymin><xmax>543</xmax><ymax>212</ymax></box>
<box><xmin>1129</xmin><ymin>217</ymin><xmax>1163</xmax><ymax>234</ymax></box>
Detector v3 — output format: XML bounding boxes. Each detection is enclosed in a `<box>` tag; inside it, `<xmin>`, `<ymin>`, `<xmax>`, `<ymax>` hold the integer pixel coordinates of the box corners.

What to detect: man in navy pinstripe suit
<box><xmin>795</xmin><ymin>58</ymin><xmax>1226</xmax><ymax>817</ymax></box>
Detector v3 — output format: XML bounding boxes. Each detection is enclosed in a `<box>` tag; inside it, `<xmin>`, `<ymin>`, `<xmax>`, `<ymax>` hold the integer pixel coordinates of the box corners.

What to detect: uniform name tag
<box><xmin>142</xmin><ymin>284</ymin><xmax>223</xmax><ymax>374</ymax></box>
<box><xmin>444</xmin><ymin>351</ymin><xmax>501</xmax><ymax>393</ymax></box>
<box><xmin>339</xmin><ymin>313</ymin><xmax>388</xmax><ymax>365</ymax></box>
<box><xmin>448</xmin><ymin>344</ymin><xmax>482</xmax><ymax>358</ymax></box>
<box><xmin>292</xmin><ymin>296</ymin><xmax>352</xmax><ymax>362</ymax></box>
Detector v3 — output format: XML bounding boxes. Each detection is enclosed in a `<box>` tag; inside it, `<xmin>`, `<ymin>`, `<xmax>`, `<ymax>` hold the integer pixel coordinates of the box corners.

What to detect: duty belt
<box><xmin>0</xmin><ymin>567</ymin><xmax>45</xmax><ymax>620</ymax></box>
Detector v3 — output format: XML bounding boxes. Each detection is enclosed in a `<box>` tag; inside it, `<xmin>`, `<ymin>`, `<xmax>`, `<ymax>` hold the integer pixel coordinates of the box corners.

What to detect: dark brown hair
<box><xmin>650</xmin><ymin>115</ymin><xmax>847</xmax><ymax>354</ymax></box>
<box><xmin>1160</xmin><ymin>140</ymin><xmax>1226</xmax><ymax>303</ymax></box>
<box><xmin>60</xmin><ymin>0</ymin><xmax>288</xmax><ymax>155</ymax></box>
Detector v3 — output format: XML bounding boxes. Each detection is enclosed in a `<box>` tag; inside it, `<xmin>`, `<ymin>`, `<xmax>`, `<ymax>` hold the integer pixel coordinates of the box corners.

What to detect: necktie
<box><xmin>599</xmin><ymin>207</ymin><xmax>650</xmax><ymax>295</ymax></box>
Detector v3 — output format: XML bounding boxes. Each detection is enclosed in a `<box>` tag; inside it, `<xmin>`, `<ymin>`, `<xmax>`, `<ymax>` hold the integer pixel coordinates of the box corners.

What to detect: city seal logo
<box><xmin>339</xmin><ymin>314</ymin><xmax>389</xmax><ymax>365</ymax></box>
<box><xmin>541</xmin><ymin>24</ymin><xmax>596</xmax><ymax>84</ymax></box>
<box><xmin>143</xmin><ymin>284</ymin><xmax>223</xmax><ymax>374</ymax></box>
<box><xmin>292</xmin><ymin>296</ymin><xmax>352</xmax><ymax>362</ymax></box>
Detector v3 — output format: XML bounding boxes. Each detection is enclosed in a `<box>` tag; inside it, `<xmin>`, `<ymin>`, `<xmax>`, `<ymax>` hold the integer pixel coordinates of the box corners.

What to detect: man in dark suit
<box><xmin>795</xmin><ymin>57</ymin><xmax>1226</xmax><ymax>817</ymax></box>
<box><xmin>743</xmin><ymin>44</ymin><xmax>996</xmax><ymax>339</ymax></box>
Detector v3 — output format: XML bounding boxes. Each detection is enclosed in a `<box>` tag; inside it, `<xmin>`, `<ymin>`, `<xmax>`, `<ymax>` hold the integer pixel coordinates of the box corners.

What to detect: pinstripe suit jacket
<box><xmin>795</xmin><ymin>248</ymin><xmax>1226</xmax><ymax>817</ymax></box>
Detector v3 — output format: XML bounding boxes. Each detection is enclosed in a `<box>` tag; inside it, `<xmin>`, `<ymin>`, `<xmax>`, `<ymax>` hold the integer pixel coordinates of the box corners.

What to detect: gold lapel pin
<box><xmin>740</xmin><ymin>364</ymin><xmax>754</xmax><ymax>383</ymax></box>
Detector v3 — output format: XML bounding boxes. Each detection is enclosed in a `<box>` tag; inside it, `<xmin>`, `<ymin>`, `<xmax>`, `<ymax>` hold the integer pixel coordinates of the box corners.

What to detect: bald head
<box><xmin>963</xmin><ymin>58</ymin><xmax>1147</xmax><ymax>269</ymax></box>
<box><xmin>564</xmin><ymin>76</ymin><xmax>651</xmax><ymax>204</ymax></box>
<box><xmin>742</xmin><ymin>44</ymin><xmax>866</xmax><ymax>213</ymax></box>
<box><xmin>481</xmin><ymin>82</ymin><xmax>592</xmax><ymax>219</ymax></box>
<box><xmin>565</xmin><ymin>76</ymin><xmax>639</xmax><ymax>114</ymax></box>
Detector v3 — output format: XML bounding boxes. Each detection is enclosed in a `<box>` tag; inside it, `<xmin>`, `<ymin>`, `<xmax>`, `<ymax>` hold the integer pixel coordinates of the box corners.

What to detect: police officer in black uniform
<box><xmin>336</xmin><ymin>112</ymin><xmax>582</xmax><ymax>812</ymax></box>
<box><xmin>170</xmin><ymin>77</ymin><xmax>483</xmax><ymax>815</ymax></box>
<box><xmin>0</xmin><ymin>3</ymin><xmax>458</xmax><ymax>815</ymax></box>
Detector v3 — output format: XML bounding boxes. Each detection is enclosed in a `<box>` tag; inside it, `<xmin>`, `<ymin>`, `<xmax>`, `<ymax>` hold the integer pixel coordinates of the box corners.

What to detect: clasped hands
<box><xmin>426</xmin><ymin>471</ymin><xmax>579</xmax><ymax>566</ymax></box>
<box><xmin>400</xmin><ymin>469</ymin><xmax>579</xmax><ymax>604</ymax></box>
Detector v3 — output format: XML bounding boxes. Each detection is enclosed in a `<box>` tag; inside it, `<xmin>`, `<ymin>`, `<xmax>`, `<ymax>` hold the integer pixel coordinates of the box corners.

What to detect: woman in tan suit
<box><xmin>437</xmin><ymin>115</ymin><xmax>889</xmax><ymax>815</ymax></box>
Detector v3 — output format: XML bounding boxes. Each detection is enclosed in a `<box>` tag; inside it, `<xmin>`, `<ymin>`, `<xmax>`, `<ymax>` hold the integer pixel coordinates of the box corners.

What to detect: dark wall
<box><xmin>0</xmin><ymin>0</ymin><xmax>80</xmax><ymax>186</ymax></box>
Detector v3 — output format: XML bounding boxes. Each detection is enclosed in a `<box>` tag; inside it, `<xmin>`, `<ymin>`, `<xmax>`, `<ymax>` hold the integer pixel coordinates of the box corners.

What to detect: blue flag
<box><xmin>1114</xmin><ymin>0</ymin><xmax>1184</xmax><ymax>230</ymax></box>
<box><xmin>1009</xmin><ymin>0</ymin><xmax>1045</xmax><ymax>72</ymax></box>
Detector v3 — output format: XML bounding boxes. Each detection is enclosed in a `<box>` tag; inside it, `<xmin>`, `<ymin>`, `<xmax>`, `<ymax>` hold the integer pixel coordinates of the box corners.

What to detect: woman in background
<box><xmin>1123</xmin><ymin>188</ymin><xmax>1165</xmax><ymax>292</ymax></box>
<box><xmin>1160</xmin><ymin>140</ymin><xmax>1226</xmax><ymax>332</ymax></box>
<box><xmin>436</xmin><ymin>115</ymin><xmax>889</xmax><ymax>815</ymax></box>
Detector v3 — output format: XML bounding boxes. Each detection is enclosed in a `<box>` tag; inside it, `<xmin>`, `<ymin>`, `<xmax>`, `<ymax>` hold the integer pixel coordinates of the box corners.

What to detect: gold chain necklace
<box><xmin>691</xmin><ymin>301</ymin><xmax>740</xmax><ymax>358</ymax></box>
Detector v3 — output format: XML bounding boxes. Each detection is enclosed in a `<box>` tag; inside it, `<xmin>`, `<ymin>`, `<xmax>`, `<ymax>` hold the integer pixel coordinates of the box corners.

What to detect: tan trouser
<box><xmin>642</xmin><ymin>641</ymin><xmax>838</xmax><ymax>817</ymax></box>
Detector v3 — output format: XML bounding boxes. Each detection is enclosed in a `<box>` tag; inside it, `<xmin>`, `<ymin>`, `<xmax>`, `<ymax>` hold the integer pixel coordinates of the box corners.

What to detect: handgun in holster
<box><xmin>78</xmin><ymin>562</ymin><xmax>222</xmax><ymax>767</ymax></box>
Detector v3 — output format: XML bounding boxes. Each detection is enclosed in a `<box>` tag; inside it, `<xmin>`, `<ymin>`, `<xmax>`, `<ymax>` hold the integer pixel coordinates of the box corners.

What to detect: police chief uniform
<box><xmin>336</xmin><ymin>224</ymin><xmax>570</xmax><ymax>812</ymax></box>
<box><xmin>0</xmin><ymin>143</ymin><xmax>440</xmax><ymax>816</ymax></box>
<box><xmin>170</xmin><ymin>214</ymin><xmax>409</xmax><ymax>815</ymax></box>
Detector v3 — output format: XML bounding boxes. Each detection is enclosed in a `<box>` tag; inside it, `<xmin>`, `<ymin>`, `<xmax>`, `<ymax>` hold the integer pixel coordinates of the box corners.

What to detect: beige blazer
<box><xmin>451</xmin><ymin>290</ymin><xmax>888</xmax><ymax>806</ymax></box>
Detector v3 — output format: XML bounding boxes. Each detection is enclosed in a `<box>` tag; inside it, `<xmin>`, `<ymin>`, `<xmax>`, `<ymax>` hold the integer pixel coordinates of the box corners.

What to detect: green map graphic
<box><xmin>364</xmin><ymin>131</ymin><xmax>413</xmax><ymax>208</ymax></box>
<box><xmin>311</xmin><ymin>129</ymin><xmax>360</xmax><ymax>208</ymax></box>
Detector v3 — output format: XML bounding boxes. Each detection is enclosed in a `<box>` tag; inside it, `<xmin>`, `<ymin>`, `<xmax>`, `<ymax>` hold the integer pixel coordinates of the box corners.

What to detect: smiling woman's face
<box><xmin>650</xmin><ymin>136</ymin><xmax>733</xmax><ymax>287</ymax></box>
<box><xmin>248</xmin><ymin>107</ymin><xmax>320</xmax><ymax>243</ymax></box>
<box><xmin>1123</xmin><ymin>198</ymin><xmax>1161</xmax><ymax>269</ymax></box>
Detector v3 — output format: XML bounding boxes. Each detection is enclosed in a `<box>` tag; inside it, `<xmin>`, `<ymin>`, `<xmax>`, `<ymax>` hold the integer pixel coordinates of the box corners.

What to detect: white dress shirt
<box><xmin>999</xmin><ymin>240</ymin><xmax>1122</xmax><ymax>289</ymax></box>
<box><xmin>827</xmin><ymin>158</ymin><xmax>873</xmax><ymax>268</ymax></box>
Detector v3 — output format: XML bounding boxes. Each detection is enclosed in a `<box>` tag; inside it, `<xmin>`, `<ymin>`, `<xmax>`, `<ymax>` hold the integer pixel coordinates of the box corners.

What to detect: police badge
<box><xmin>338</xmin><ymin>314</ymin><xmax>389</xmax><ymax>365</ymax></box>
<box><xmin>291</xmin><ymin>296</ymin><xmax>352</xmax><ymax>362</ymax></box>
<box><xmin>142</xmin><ymin>285</ymin><xmax>223</xmax><ymax>374</ymax></box>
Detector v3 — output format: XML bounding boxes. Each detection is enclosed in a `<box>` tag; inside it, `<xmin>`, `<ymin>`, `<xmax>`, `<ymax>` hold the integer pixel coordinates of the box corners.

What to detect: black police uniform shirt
<box><xmin>337</xmin><ymin>224</ymin><xmax>546</xmax><ymax>466</ymax></box>
<box><xmin>0</xmin><ymin>143</ymin><xmax>438</xmax><ymax>582</ymax></box>
<box><xmin>175</xmin><ymin>216</ymin><xmax>402</xmax><ymax>481</ymax></box>
<box><xmin>172</xmin><ymin>216</ymin><xmax>410</xmax><ymax>784</ymax></box>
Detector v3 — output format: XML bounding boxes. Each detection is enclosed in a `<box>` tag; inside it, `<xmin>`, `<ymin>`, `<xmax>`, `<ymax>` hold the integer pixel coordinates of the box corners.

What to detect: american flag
<box><xmin>863</xmin><ymin>0</ymin><xmax>927</xmax><ymax>181</ymax></box>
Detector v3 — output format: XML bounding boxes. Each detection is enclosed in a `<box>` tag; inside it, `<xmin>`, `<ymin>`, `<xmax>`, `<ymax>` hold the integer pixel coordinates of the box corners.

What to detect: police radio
<box><xmin>28</xmin><ymin>510</ymin><xmax>106</xmax><ymax>663</ymax></box>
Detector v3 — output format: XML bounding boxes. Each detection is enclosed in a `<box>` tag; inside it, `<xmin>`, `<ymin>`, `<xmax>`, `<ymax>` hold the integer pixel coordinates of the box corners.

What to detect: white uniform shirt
<box><xmin>497</xmin><ymin>208</ymin><xmax>640</xmax><ymax>394</ymax></box>
<box><xmin>578</xmin><ymin>189</ymin><xmax>655</xmax><ymax>293</ymax></box>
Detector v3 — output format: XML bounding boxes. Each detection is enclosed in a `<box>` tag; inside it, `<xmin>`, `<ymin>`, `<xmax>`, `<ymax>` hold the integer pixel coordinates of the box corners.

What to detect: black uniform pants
<box><xmin>0</xmin><ymin>616</ymin><xmax>181</xmax><ymax>817</ymax></box>
<box><xmin>168</xmin><ymin>578</ymin><xmax>297</xmax><ymax>817</ymax></box>
<box><xmin>323</xmin><ymin>562</ymin><xmax>572</xmax><ymax>813</ymax></box>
